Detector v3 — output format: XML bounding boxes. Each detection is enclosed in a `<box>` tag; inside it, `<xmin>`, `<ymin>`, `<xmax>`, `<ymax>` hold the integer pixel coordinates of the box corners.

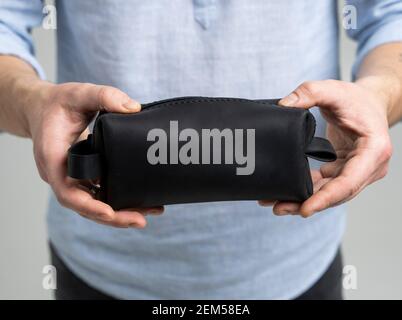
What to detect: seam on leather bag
<box><xmin>140</xmin><ymin>97</ymin><xmax>274</xmax><ymax>114</ymax></box>
<box><xmin>303</xmin><ymin>112</ymin><xmax>316</xmax><ymax>198</ymax></box>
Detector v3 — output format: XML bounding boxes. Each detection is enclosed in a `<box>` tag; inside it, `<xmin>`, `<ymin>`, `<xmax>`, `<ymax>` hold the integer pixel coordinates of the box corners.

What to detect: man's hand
<box><xmin>259</xmin><ymin>79</ymin><xmax>393</xmax><ymax>217</ymax></box>
<box><xmin>25</xmin><ymin>81</ymin><xmax>164</xmax><ymax>228</ymax></box>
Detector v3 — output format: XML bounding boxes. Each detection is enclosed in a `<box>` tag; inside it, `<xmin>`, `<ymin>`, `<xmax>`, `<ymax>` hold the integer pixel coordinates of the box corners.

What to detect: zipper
<box><xmin>140</xmin><ymin>96</ymin><xmax>277</xmax><ymax>110</ymax></box>
<box><xmin>142</xmin><ymin>96</ymin><xmax>220</xmax><ymax>110</ymax></box>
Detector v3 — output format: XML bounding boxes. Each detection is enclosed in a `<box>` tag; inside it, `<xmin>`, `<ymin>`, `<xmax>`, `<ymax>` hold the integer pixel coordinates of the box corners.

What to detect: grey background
<box><xmin>0</xmin><ymin>3</ymin><xmax>401</xmax><ymax>300</ymax></box>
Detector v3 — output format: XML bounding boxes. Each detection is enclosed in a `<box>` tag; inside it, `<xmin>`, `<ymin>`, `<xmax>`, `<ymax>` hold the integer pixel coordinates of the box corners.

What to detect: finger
<box><xmin>108</xmin><ymin>209</ymin><xmax>148</xmax><ymax>228</ymax></box>
<box><xmin>273</xmin><ymin>170</ymin><xmax>324</xmax><ymax>215</ymax></box>
<box><xmin>299</xmin><ymin>151</ymin><xmax>377</xmax><ymax>217</ymax></box>
<box><xmin>60</xmin><ymin>181</ymin><xmax>150</xmax><ymax>227</ymax></box>
<box><xmin>44</xmin><ymin>126</ymin><xmax>154</xmax><ymax>228</ymax></box>
<box><xmin>279</xmin><ymin>80</ymin><xmax>345</xmax><ymax>109</ymax></box>
<box><xmin>310</xmin><ymin>169</ymin><xmax>324</xmax><ymax>183</ymax></box>
<box><xmin>68</xmin><ymin>181</ymin><xmax>163</xmax><ymax>226</ymax></box>
<box><xmin>320</xmin><ymin>159</ymin><xmax>345</xmax><ymax>178</ymax></box>
<box><xmin>67</xmin><ymin>83</ymin><xmax>141</xmax><ymax>113</ymax></box>
<box><xmin>274</xmin><ymin>176</ymin><xmax>332</xmax><ymax>216</ymax></box>
<box><xmin>273</xmin><ymin>202</ymin><xmax>301</xmax><ymax>216</ymax></box>
<box><xmin>77</xmin><ymin>128</ymin><xmax>91</xmax><ymax>141</ymax></box>
<box><xmin>55</xmin><ymin>181</ymin><xmax>115</xmax><ymax>221</ymax></box>
<box><xmin>35</xmin><ymin>159</ymin><xmax>49</xmax><ymax>183</ymax></box>
<box><xmin>122</xmin><ymin>206</ymin><xmax>165</xmax><ymax>216</ymax></box>
<box><xmin>258</xmin><ymin>200</ymin><xmax>276</xmax><ymax>207</ymax></box>
<box><xmin>44</xmin><ymin>138</ymin><xmax>144</xmax><ymax>227</ymax></box>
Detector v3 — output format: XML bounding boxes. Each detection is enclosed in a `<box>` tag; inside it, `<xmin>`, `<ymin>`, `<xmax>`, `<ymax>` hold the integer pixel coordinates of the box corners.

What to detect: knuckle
<box><xmin>350</xmin><ymin>184</ymin><xmax>360</xmax><ymax>197</ymax></box>
<box><xmin>97</xmin><ymin>86</ymin><xmax>109</xmax><ymax>105</ymax></box>
<box><xmin>339</xmin><ymin>177</ymin><xmax>358</xmax><ymax>198</ymax></box>
<box><xmin>372</xmin><ymin>135</ymin><xmax>393</xmax><ymax>163</ymax></box>
<box><xmin>320</xmin><ymin>190</ymin><xmax>333</xmax><ymax>209</ymax></box>
<box><xmin>346</xmin><ymin>181</ymin><xmax>360</xmax><ymax>198</ymax></box>
<box><xmin>298</xmin><ymin>81</ymin><xmax>319</xmax><ymax>98</ymax></box>
<box><xmin>378</xmin><ymin>165</ymin><xmax>389</xmax><ymax>180</ymax></box>
<box><xmin>370</xmin><ymin>139</ymin><xmax>393</xmax><ymax>165</ymax></box>
<box><xmin>33</xmin><ymin>145</ymin><xmax>45</xmax><ymax>164</ymax></box>
<box><xmin>381</xmin><ymin>140</ymin><xmax>393</xmax><ymax>162</ymax></box>
<box><xmin>98</xmin><ymin>86</ymin><xmax>128</xmax><ymax>110</ymax></box>
<box><xmin>37</xmin><ymin>168</ymin><xmax>48</xmax><ymax>183</ymax></box>
<box><xmin>70</xmin><ymin>83</ymin><xmax>94</xmax><ymax>101</ymax></box>
<box><xmin>55</xmin><ymin>192</ymin><xmax>69</xmax><ymax>207</ymax></box>
<box><xmin>324</xmin><ymin>79</ymin><xmax>340</xmax><ymax>87</ymax></box>
<box><xmin>98</xmin><ymin>86</ymin><xmax>120</xmax><ymax>105</ymax></box>
<box><xmin>72</xmin><ymin>83</ymin><xmax>91</xmax><ymax>97</ymax></box>
<box><xmin>39</xmin><ymin>141</ymin><xmax>53</xmax><ymax>161</ymax></box>
<box><xmin>57</xmin><ymin>83</ymin><xmax>81</xmax><ymax>101</ymax></box>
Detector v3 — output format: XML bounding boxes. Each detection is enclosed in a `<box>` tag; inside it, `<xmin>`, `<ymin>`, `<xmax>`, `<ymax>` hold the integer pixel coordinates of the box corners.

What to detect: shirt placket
<box><xmin>193</xmin><ymin>0</ymin><xmax>218</xmax><ymax>29</ymax></box>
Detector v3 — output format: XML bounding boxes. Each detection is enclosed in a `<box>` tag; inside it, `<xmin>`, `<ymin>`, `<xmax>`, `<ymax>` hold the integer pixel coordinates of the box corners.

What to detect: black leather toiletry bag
<box><xmin>68</xmin><ymin>97</ymin><xmax>336</xmax><ymax>210</ymax></box>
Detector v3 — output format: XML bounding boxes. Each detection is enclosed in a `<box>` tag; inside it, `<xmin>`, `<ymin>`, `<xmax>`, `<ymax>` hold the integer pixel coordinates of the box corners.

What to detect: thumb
<box><xmin>69</xmin><ymin>84</ymin><xmax>141</xmax><ymax>113</ymax></box>
<box><xmin>279</xmin><ymin>80</ymin><xmax>339</xmax><ymax>110</ymax></box>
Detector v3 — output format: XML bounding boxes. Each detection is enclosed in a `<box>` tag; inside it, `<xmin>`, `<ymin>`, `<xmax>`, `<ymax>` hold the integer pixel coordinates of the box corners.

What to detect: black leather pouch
<box><xmin>68</xmin><ymin>97</ymin><xmax>336</xmax><ymax>210</ymax></box>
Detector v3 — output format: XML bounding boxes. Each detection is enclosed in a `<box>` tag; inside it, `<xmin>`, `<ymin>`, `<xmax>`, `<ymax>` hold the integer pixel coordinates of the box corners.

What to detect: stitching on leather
<box><xmin>140</xmin><ymin>98</ymin><xmax>272</xmax><ymax>113</ymax></box>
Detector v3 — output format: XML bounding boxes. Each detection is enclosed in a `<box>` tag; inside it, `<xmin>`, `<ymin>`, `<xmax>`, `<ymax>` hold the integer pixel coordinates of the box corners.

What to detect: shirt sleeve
<box><xmin>345</xmin><ymin>0</ymin><xmax>402</xmax><ymax>79</ymax></box>
<box><xmin>0</xmin><ymin>0</ymin><xmax>46</xmax><ymax>79</ymax></box>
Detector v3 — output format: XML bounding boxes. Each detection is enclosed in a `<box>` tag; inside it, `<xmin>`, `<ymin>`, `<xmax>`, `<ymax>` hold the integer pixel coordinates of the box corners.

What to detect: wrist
<box><xmin>15</xmin><ymin>76</ymin><xmax>55</xmax><ymax>138</ymax></box>
<box><xmin>356</xmin><ymin>74</ymin><xmax>402</xmax><ymax>126</ymax></box>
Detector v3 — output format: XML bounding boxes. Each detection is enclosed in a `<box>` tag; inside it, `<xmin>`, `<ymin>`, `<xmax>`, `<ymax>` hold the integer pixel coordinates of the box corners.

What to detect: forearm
<box><xmin>0</xmin><ymin>55</ymin><xmax>49</xmax><ymax>137</ymax></box>
<box><xmin>355</xmin><ymin>43</ymin><xmax>402</xmax><ymax>126</ymax></box>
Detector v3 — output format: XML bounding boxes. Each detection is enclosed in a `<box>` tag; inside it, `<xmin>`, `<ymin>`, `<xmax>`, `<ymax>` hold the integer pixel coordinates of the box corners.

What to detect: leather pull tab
<box><xmin>67</xmin><ymin>135</ymin><xmax>101</xmax><ymax>180</ymax></box>
<box><xmin>305</xmin><ymin>137</ymin><xmax>337</xmax><ymax>162</ymax></box>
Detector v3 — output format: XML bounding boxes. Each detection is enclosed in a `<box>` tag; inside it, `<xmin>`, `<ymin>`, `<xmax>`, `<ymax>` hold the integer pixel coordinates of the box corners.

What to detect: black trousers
<box><xmin>50</xmin><ymin>244</ymin><xmax>343</xmax><ymax>300</ymax></box>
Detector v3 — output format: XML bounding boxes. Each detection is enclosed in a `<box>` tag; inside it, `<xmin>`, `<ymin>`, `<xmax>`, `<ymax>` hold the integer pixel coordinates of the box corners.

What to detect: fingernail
<box><xmin>300</xmin><ymin>208</ymin><xmax>313</xmax><ymax>218</ymax></box>
<box><xmin>129</xmin><ymin>223</ymin><xmax>139</xmax><ymax>228</ymax></box>
<box><xmin>279</xmin><ymin>93</ymin><xmax>298</xmax><ymax>106</ymax></box>
<box><xmin>276</xmin><ymin>209</ymin><xmax>292</xmax><ymax>216</ymax></box>
<box><xmin>122</xmin><ymin>99</ymin><xmax>141</xmax><ymax>111</ymax></box>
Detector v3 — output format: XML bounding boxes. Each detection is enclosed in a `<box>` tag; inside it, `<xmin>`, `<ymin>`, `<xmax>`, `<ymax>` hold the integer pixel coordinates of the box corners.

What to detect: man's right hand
<box><xmin>24</xmin><ymin>81</ymin><xmax>164</xmax><ymax>228</ymax></box>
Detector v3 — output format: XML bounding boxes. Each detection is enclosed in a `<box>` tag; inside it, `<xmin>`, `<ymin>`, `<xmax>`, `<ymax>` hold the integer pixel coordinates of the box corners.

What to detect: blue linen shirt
<box><xmin>1</xmin><ymin>0</ymin><xmax>402</xmax><ymax>299</ymax></box>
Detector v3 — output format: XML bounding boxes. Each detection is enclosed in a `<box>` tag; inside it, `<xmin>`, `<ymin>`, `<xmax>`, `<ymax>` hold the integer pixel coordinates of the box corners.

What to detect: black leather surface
<box><xmin>68</xmin><ymin>97</ymin><xmax>336</xmax><ymax>210</ymax></box>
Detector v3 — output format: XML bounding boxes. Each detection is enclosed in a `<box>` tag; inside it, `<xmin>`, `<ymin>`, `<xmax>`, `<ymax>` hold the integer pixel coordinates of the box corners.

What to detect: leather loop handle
<box><xmin>305</xmin><ymin>137</ymin><xmax>337</xmax><ymax>162</ymax></box>
<box><xmin>67</xmin><ymin>134</ymin><xmax>102</xmax><ymax>180</ymax></box>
